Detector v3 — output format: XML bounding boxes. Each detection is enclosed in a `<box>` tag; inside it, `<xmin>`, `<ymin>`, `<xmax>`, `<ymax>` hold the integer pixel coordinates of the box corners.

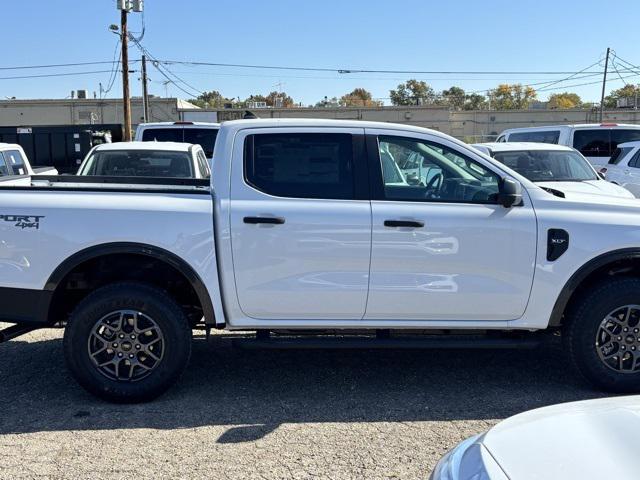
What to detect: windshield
<box><xmin>492</xmin><ymin>150</ymin><xmax>597</xmax><ymax>182</ymax></box>
<box><xmin>141</xmin><ymin>127</ymin><xmax>218</xmax><ymax>158</ymax></box>
<box><xmin>79</xmin><ymin>149</ymin><xmax>194</xmax><ymax>177</ymax></box>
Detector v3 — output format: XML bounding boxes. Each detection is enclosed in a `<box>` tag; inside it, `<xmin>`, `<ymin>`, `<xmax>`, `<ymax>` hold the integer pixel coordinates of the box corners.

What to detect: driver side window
<box><xmin>377</xmin><ymin>135</ymin><xmax>500</xmax><ymax>204</ymax></box>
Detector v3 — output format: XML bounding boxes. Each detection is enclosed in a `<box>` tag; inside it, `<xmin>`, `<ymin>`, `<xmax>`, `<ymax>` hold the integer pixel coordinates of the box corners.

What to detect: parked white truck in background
<box><xmin>134</xmin><ymin>122</ymin><xmax>220</xmax><ymax>161</ymax></box>
<box><xmin>3</xmin><ymin>119</ymin><xmax>640</xmax><ymax>402</ymax></box>
<box><xmin>599</xmin><ymin>141</ymin><xmax>640</xmax><ymax>198</ymax></box>
<box><xmin>0</xmin><ymin>143</ymin><xmax>57</xmax><ymax>179</ymax></box>
<box><xmin>497</xmin><ymin>123</ymin><xmax>640</xmax><ymax>166</ymax></box>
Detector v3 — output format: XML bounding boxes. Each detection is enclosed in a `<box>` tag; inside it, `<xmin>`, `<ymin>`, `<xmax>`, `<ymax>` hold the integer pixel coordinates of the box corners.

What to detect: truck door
<box><xmin>364</xmin><ymin>129</ymin><xmax>537</xmax><ymax>322</ymax></box>
<box><xmin>229</xmin><ymin>128</ymin><xmax>371</xmax><ymax>320</ymax></box>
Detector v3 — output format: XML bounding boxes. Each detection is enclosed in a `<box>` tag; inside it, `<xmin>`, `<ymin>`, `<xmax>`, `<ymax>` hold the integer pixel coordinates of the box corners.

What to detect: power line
<box><xmin>611</xmin><ymin>57</ymin><xmax>628</xmax><ymax>86</ymax></box>
<box><xmin>0</xmin><ymin>60</ymin><xmax>133</xmax><ymax>71</ymax></box>
<box><xmin>611</xmin><ymin>54</ymin><xmax>640</xmax><ymax>77</ymax></box>
<box><xmin>102</xmin><ymin>38</ymin><xmax>122</xmax><ymax>98</ymax></box>
<box><xmin>0</xmin><ymin>70</ymin><xmax>117</xmax><ymax>81</ymax></box>
<box><xmin>160</xmin><ymin>60</ymin><xmax>630</xmax><ymax>76</ymax></box>
<box><xmin>537</xmin><ymin>71</ymin><xmax>639</xmax><ymax>92</ymax></box>
<box><xmin>128</xmin><ymin>39</ymin><xmax>203</xmax><ymax>97</ymax></box>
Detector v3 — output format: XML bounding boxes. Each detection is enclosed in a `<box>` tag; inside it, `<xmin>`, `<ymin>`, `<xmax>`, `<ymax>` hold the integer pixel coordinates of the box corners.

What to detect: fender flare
<box><xmin>549</xmin><ymin>248</ymin><xmax>640</xmax><ymax>326</ymax></box>
<box><xmin>45</xmin><ymin>242</ymin><xmax>215</xmax><ymax>324</ymax></box>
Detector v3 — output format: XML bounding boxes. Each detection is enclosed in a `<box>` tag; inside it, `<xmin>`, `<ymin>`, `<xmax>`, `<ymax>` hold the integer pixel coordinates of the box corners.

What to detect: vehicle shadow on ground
<box><xmin>0</xmin><ymin>331</ymin><xmax>609</xmax><ymax>441</ymax></box>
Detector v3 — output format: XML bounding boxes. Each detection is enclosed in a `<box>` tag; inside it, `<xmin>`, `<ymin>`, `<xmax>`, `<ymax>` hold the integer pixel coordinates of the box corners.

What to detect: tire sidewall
<box><xmin>64</xmin><ymin>283</ymin><xmax>191</xmax><ymax>402</ymax></box>
<box><xmin>569</xmin><ymin>279</ymin><xmax>640</xmax><ymax>392</ymax></box>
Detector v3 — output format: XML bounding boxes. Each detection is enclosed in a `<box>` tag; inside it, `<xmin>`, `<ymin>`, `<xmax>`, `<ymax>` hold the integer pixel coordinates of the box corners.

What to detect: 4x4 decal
<box><xmin>0</xmin><ymin>214</ymin><xmax>45</xmax><ymax>230</ymax></box>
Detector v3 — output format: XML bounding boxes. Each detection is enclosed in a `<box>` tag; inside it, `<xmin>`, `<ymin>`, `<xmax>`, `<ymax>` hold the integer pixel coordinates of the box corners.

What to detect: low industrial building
<box><xmin>0</xmin><ymin>98</ymin><xmax>639</xmax><ymax>142</ymax></box>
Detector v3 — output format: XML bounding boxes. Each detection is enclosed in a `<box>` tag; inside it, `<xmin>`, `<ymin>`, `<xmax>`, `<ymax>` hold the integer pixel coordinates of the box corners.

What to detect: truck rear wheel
<box><xmin>565</xmin><ymin>278</ymin><xmax>640</xmax><ymax>393</ymax></box>
<box><xmin>63</xmin><ymin>282</ymin><xmax>192</xmax><ymax>403</ymax></box>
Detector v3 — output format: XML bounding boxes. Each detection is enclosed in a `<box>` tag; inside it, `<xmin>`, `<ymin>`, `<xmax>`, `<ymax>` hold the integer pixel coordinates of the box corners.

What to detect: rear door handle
<box><xmin>244</xmin><ymin>216</ymin><xmax>285</xmax><ymax>225</ymax></box>
<box><xmin>384</xmin><ymin>220</ymin><xmax>424</xmax><ymax>228</ymax></box>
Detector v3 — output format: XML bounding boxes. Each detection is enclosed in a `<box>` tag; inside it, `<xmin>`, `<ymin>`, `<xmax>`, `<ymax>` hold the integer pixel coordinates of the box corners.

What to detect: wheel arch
<box><xmin>550</xmin><ymin>248</ymin><xmax>640</xmax><ymax>327</ymax></box>
<box><xmin>45</xmin><ymin>242</ymin><xmax>215</xmax><ymax>325</ymax></box>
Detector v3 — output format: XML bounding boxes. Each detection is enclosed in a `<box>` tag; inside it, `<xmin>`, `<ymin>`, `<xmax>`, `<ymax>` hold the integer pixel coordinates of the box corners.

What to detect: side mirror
<box><xmin>406</xmin><ymin>174</ymin><xmax>421</xmax><ymax>186</ymax></box>
<box><xmin>597</xmin><ymin>171</ymin><xmax>606</xmax><ymax>180</ymax></box>
<box><xmin>497</xmin><ymin>177</ymin><xmax>523</xmax><ymax>208</ymax></box>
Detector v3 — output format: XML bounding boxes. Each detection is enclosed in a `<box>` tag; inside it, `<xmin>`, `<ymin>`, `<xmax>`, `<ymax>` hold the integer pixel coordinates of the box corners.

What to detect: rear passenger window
<box><xmin>609</xmin><ymin>147</ymin><xmax>634</xmax><ymax>165</ymax></box>
<box><xmin>509</xmin><ymin>130</ymin><xmax>560</xmax><ymax>143</ymax></box>
<box><xmin>629</xmin><ymin>151</ymin><xmax>640</xmax><ymax>168</ymax></box>
<box><xmin>244</xmin><ymin>133</ymin><xmax>355</xmax><ymax>199</ymax></box>
<box><xmin>573</xmin><ymin>130</ymin><xmax>612</xmax><ymax>157</ymax></box>
<box><xmin>141</xmin><ymin>128</ymin><xmax>182</xmax><ymax>143</ymax></box>
<box><xmin>4</xmin><ymin>149</ymin><xmax>26</xmax><ymax>175</ymax></box>
<box><xmin>611</xmin><ymin>129</ymin><xmax>640</xmax><ymax>146</ymax></box>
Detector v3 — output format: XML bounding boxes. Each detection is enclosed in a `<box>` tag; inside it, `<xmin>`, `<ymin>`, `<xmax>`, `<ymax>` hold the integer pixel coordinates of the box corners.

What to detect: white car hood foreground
<box><xmin>480</xmin><ymin>396</ymin><xmax>640</xmax><ymax>479</ymax></box>
<box><xmin>536</xmin><ymin>179</ymin><xmax>634</xmax><ymax>199</ymax></box>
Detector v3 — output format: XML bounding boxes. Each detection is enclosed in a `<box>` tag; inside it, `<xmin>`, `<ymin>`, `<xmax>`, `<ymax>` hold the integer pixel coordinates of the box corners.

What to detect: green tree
<box><xmin>339</xmin><ymin>88</ymin><xmax>381</xmax><ymax>107</ymax></box>
<box><xmin>548</xmin><ymin>92</ymin><xmax>582</xmax><ymax>109</ymax></box>
<box><xmin>390</xmin><ymin>79</ymin><xmax>438</xmax><ymax>106</ymax></box>
<box><xmin>464</xmin><ymin>93</ymin><xmax>488</xmax><ymax>110</ymax></box>
<box><xmin>189</xmin><ymin>90</ymin><xmax>233</xmax><ymax>108</ymax></box>
<box><xmin>243</xmin><ymin>91</ymin><xmax>296</xmax><ymax>108</ymax></box>
<box><xmin>604</xmin><ymin>84</ymin><xmax>640</xmax><ymax>108</ymax></box>
<box><xmin>441</xmin><ymin>86</ymin><xmax>466</xmax><ymax>109</ymax></box>
<box><xmin>314</xmin><ymin>96</ymin><xmax>340</xmax><ymax>107</ymax></box>
<box><xmin>488</xmin><ymin>84</ymin><xmax>537</xmax><ymax>110</ymax></box>
<box><xmin>266</xmin><ymin>91</ymin><xmax>296</xmax><ymax>108</ymax></box>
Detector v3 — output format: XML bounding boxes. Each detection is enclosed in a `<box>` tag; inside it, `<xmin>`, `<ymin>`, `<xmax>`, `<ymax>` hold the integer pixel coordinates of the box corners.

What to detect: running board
<box><xmin>232</xmin><ymin>334</ymin><xmax>544</xmax><ymax>350</ymax></box>
<box><xmin>0</xmin><ymin>325</ymin><xmax>39</xmax><ymax>343</ymax></box>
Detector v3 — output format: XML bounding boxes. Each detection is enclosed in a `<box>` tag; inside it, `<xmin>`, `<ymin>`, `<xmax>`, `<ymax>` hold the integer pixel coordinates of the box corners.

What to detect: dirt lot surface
<box><xmin>0</xmin><ymin>328</ymin><xmax>608</xmax><ymax>479</ymax></box>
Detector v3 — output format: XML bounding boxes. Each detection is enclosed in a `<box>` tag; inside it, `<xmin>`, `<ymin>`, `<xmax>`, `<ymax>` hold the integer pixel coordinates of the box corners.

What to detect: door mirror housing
<box><xmin>406</xmin><ymin>174</ymin><xmax>421</xmax><ymax>186</ymax></box>
<box><xmin>597</xmin><ymin>170</ymin><xmax>606</xmax><ymax>180</ymax></box>
<box><xmin>497</xmin><ymin>177</ymin><xmax>523</xmax><ymax>208</ymax></box>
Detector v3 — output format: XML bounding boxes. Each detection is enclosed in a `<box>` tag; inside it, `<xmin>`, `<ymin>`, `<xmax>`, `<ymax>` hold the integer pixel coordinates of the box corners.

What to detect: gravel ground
<box><xmin>0</xmin><ymin>327</ymin><xmax>608</xmax><ymax>479</ymax></box>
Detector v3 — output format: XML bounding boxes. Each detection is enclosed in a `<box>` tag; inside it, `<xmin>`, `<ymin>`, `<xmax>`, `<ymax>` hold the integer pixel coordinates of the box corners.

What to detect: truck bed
<box><xmin>0</xmin><ymin>175</ymin><xmax>211</xmax><ymax>194</ymax></box>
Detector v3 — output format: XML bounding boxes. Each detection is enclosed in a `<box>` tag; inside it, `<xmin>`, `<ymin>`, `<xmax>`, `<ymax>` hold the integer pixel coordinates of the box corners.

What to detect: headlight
<box><xmin>430</xmin><ymin>434</ymin><xmax>507</xmax><ymax>480</ymax></box>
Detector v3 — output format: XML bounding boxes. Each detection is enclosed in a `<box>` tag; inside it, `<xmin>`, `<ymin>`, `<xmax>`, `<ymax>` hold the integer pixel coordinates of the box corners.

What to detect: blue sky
<box><xmin>2</xmin><ymin>0</ymin><xmax>639</xmax><ymax>105</ymax></box>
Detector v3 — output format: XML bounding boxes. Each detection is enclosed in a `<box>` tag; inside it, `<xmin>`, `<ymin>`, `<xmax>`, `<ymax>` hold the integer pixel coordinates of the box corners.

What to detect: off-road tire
<box><xmin>565</xmin><ymin>277</ymin><xmax>640</xmax><ymax>393</ymax></box>
<box><xmin>63</xmin><ymin>282</ymin><xmax>192</xmax><ymax>403</ymax></box>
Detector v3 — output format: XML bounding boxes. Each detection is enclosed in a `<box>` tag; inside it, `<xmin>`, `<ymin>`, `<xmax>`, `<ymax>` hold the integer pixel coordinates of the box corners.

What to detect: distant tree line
<box><xmin>188</xmin><ymin>80</ymin><xmax>640</xmax><ymax>111</ymax></box>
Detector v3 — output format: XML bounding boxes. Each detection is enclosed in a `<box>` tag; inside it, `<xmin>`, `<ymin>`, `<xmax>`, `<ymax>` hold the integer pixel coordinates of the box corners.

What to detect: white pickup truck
<box><xmin>0</xmin><ymin>143</ymin><xmax>58</xmax><ymax>180</ymax></box>
<box><xmin>2</xmin><ymin>119</ymin><xmax>640</xmax><ymax>402</ymax></box>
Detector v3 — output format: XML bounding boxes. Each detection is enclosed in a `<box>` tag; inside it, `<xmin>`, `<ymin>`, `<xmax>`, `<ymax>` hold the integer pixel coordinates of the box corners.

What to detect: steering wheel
<box><xmin>425</xmin><ymin>172</ymin><xmax>443</xmax><ymax>194</ymax></box>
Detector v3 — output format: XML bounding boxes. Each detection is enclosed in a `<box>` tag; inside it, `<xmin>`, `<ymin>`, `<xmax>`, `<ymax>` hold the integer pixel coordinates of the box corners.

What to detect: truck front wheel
<box><xmin>63</xmin><ymin>282</ymin><xmax>192</xmax><ymax>403</ymax></box>
<box><xmin>566</xmin><ymin>278</ymin><xmax>640</xmax><ymax>393</ymax></box>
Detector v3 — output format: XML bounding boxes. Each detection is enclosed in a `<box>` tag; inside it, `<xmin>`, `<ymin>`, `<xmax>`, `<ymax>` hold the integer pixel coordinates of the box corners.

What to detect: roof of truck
<box><xmin>93</xmin><ymin>141</ymin><xmax>196</xmax><ymax>152</ymax></box>
<box><xmin>501</xmin><ymin>123</ymin><xmax>640</xmax><ymax>132</ymax></box>
<box><xmin>220</xmin><ymin>118</ymin><xmax>440</xmax><ymax>134</ymax></box>
<box><xmin>473</xmin><ymin>142</ymin><xmax>574</xmax><ymax>152</ymax></box>
<box><xmin>137</xmin><ymin>122</ymin><xmax>220</xmax><ymax>128</ymax></box>
<box><xmin>0</xmin><ymin>143</ymin><xmax>23</xmax><ymax>150</ymax></box>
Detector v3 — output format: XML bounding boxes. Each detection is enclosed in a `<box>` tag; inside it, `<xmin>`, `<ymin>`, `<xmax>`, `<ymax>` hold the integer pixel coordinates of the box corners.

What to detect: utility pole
<box><xmin>600</xmin><ymin>47</ymin><xmax>610</xmax><ymax>122</ymax></box>
<box><xmin>115</xmin><ymin>0</ymin><xmax>143</xmax><ymax>138</ymax></box>
<box><xmin>120</xmin><ymin>8</ymin><xmax>132</xmax><ymax>140</ymax></box>
<box><xmin>141</xmin><ymin>55</ymin><xmax>150</xmax><ymax>123</ymax></box>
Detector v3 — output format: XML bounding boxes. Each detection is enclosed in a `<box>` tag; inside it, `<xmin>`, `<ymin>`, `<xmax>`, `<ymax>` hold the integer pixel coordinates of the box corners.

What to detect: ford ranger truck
<box><xmin>1</xmin><ymin>119</ymin><xmax>640</xmax><ymax>402</ymax></box>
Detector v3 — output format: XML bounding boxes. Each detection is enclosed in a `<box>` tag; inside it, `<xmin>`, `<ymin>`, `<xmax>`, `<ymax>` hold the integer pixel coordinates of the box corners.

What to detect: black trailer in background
<box><xmin>0</xmin><ymin>124</ymin><xmax>123</xmax><ymax>173</ymax></box>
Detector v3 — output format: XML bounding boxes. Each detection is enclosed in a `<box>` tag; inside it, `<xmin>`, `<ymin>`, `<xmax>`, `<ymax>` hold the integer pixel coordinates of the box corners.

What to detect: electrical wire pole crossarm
<box><xmin>121</xmin><ymin>8</ymin><xmax>132</xmax><ymax>141</ymax></box>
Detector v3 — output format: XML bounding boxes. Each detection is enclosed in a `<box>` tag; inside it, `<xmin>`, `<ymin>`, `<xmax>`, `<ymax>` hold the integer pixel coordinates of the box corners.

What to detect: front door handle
<box><xmin>244</xmin><ymin>216</ymin><xmax>285</xmax><ymax>225</ymax></box>
<box><xmin>384</xmin><ymin>220</ymin><xmax>424</xmax><ymax>228</ymax></box>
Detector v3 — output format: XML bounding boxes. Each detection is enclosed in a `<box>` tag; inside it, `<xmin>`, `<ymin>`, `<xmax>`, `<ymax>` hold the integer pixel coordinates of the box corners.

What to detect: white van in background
<box><xmin>134</xmin><ymin>121</ymin><xmax>220</xmax><ymax>161</ymax></box>
<box><xmin>496</xmin><ymin>123</ymin><xmax>640</xmax><ymax>166</ymax></box>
